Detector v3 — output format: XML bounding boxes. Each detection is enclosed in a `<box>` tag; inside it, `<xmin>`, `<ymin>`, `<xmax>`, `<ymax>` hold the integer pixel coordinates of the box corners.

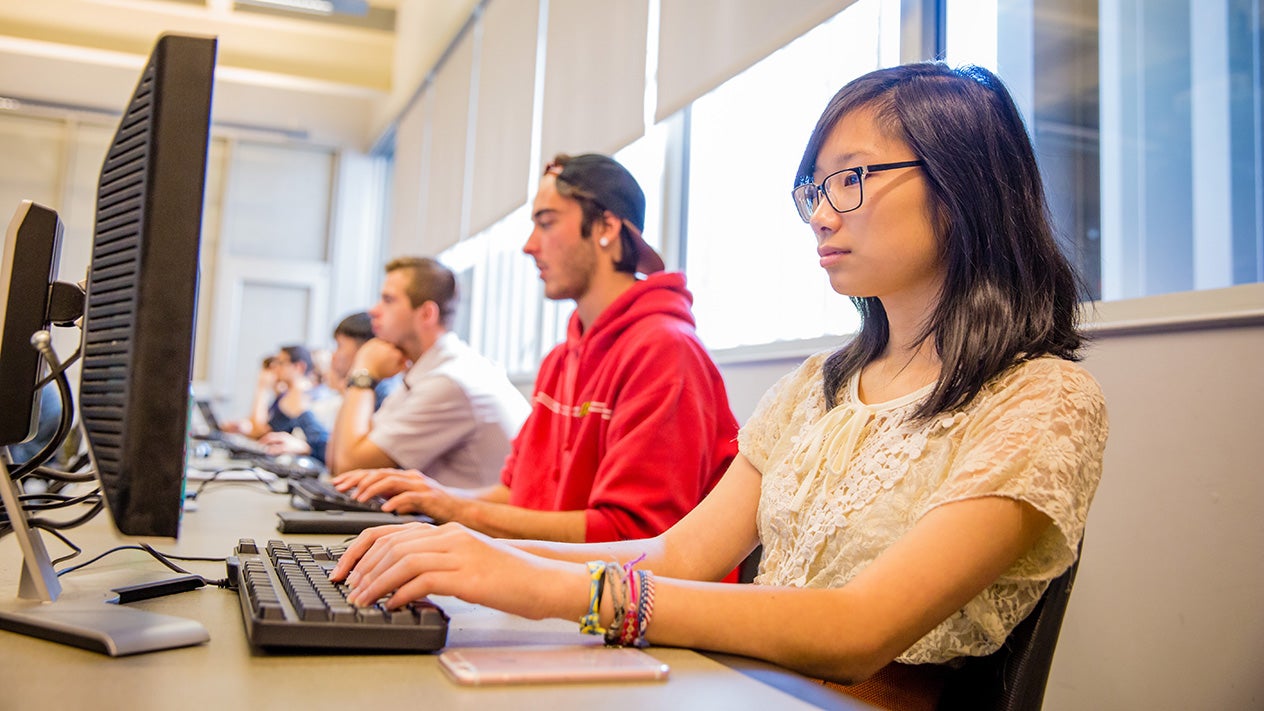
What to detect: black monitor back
<box><xmin>78</xmin><ymin>34</ymin><xmax>217</xmax><ymax>537</ymax></box>
<box><xmin>0</xmin><ymin>202</ymin><xmax>63</xmax><ymax>447</ymax></box>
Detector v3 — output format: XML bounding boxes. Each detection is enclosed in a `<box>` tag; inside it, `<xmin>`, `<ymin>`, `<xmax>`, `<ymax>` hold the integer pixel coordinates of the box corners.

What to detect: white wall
<box><xmin>715</xmin><ymin>287</ymin><xmax>1264</xmax><ymax>709</ymax></box>
<box><xmin>1045</xmin><ymin>319</ymin><xmax>1264</xmax><ymax>709</ymax></box>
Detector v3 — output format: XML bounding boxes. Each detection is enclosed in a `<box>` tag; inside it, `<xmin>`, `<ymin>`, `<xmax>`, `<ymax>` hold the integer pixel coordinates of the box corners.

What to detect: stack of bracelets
<box><xmin>579</xmin><ymin>554</ymin><xmax>655</xmax><ymax>648</ymax></box>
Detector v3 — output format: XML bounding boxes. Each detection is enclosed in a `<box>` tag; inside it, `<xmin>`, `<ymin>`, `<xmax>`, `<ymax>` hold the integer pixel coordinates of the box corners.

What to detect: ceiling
<box><xmin>0</xmin><ymin>0</ymin><xmax>479</xmax><ymax>147</ymax></box>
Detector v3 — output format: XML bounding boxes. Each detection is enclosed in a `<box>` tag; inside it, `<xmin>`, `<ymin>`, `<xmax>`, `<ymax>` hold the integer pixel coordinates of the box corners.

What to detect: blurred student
<box><xmin>238</xmin><ymin>345</ymin><xmax>333</xmax><ymax>461</ymax></box>
<box><xmin>324</xmin><ymin>258</ymin><xmax>530</xmax><ymax>489</ymax></box>
<box><xmin>261</xmin><ymin>312</ymin><xmax>400</xmax><ymax>458</ymax></box>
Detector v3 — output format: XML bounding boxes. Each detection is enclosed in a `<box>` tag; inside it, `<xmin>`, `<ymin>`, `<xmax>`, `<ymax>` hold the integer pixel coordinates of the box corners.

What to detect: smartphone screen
<box><xmin>438</xmin><ymin>645</ymin><xmax>670</xmax><ymax>686</ymax></box>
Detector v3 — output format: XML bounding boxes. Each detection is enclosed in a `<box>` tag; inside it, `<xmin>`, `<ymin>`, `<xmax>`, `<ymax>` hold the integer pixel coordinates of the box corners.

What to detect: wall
<box><xmin>715</xmin><ymin>287</ymin><xmax>1264</xmax><ymax>709</ymax></box>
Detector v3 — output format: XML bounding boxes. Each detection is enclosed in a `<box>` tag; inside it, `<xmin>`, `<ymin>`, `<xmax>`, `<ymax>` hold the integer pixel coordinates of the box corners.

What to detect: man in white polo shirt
<box><xmin>325</xmin><ymin>257</ymin><xmax>529</xmax><ymax>489</ymax></box>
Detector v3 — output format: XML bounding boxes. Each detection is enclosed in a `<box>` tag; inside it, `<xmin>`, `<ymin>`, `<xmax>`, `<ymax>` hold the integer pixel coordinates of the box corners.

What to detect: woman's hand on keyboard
<box><xmin>329</xmin><ymin>521</ymin><xmax>579</xmax><ymax>621</ymax></box>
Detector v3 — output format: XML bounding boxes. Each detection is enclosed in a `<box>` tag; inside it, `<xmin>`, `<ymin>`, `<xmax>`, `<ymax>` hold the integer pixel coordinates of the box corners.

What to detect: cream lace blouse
<box><xmin>738</xmin><ymin>353</ymin><xmax>1108</xmax><ymax>664</ymax></box>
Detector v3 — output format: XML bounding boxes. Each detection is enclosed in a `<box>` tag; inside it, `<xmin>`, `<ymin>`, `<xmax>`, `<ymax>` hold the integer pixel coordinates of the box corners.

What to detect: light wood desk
<box><xmin>0</xmin><ymin>477</ymin><xmax>868</xmax><ymax>710</ymax></box>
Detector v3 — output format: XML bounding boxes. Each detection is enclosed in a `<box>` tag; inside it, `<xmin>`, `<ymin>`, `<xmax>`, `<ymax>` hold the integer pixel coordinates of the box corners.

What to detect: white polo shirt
<box><xmin>368</xmin><ymin>332</ymin><xmax>529</xmax><ymax>489</ymax></box>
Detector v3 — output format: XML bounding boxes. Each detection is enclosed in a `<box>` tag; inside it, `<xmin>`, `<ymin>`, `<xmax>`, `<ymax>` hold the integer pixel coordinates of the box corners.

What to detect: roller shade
<box><xmin>468</xmin><ymin>0</ymin><xmax>540</xmax><ymax>235</ymax></box>
<box><xmin>541</xmin><ymin>0</ymin><xmax>648</xmax><ymax>161</ymax></box>
<box><xmin>656</xmin><ymin>0</ymin><xmax>858</xmax><ymax>122</ymax></box>
<box><xmin>421</xmin><ymin>30</ymin><xmax>475</xmax><ymax>254</ymax></box>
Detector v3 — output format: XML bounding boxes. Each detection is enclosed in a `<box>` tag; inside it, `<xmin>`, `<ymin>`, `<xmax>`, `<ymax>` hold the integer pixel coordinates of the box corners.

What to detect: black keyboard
<box><xmin>232</xmin><ymin>538</ymin><xmax>448</xmax><ymax>651</ymax></box>
<box><xmin>288</xmin><ymin>477</ymin><xmax>386</xmax><ymax>512</ymax></box>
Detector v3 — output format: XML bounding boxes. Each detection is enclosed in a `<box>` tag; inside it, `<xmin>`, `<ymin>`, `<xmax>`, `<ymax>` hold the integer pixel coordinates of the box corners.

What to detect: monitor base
<box><xmin>0</xmin><ymin>598</ymin><xmax>209</xmax><ymax>656</ymax></box>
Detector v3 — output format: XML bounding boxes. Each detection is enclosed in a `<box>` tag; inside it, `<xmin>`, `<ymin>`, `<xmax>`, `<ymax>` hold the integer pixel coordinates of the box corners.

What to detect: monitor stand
<box><xmin>0</xmin><ymin>458</ymin><xmax>210</xmax><ymax>656</ymax></box>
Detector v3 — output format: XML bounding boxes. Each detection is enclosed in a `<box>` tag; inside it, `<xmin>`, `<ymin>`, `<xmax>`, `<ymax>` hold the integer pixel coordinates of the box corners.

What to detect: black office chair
<box><xmin>937</xmin><ymin>552</ymin><xmax>1082</xmax><ymax>711</ymax></box>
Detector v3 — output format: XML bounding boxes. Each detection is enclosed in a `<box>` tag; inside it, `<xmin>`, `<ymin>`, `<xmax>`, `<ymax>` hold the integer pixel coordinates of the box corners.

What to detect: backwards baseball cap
<box><xmin>544</xmin><ymin>154</ymin><xmax>665</xmax><ymax>274</ymax></box>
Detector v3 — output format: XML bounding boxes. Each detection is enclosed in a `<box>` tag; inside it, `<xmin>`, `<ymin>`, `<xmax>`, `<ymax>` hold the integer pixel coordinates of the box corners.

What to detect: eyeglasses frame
<box><xmin>792</xmin><ymin>159</ymin><xmax>925</xmax><ymax>223</ymax></box>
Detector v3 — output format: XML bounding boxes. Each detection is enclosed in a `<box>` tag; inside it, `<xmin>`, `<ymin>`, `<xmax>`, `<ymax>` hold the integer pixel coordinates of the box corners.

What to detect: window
<box><xmin>683</xmin><ymin>0</ymin><xmax>897</xmax><ymax>350</ymax></box>
<box><xmin>946</xmin><ymin>0</ymin><xmax>1264</xmax><ymax>301</ymax></box>
<box><xmin>422</xmin><ymin>0</ymin><xmax>1261</xmax><ymax>376</ymax></box>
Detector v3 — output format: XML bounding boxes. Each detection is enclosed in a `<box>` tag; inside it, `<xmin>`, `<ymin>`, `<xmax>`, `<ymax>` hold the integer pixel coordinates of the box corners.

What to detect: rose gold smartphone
<box><xmin>438</xmin><ymin>645</ymin><xmax>670</xmax><ymax>686</ymax></box>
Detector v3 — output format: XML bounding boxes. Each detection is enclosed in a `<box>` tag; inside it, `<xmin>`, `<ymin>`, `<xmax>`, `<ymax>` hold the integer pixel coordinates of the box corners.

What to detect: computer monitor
<box><xmin>0</xmin><ymin>202</ymin><xmax>63</xmax><ymax>448</ymax></box>
<box><xmin>0</xmin><ymin>33</ymin><xmax>217</xmax><ymax>655</ymax></box>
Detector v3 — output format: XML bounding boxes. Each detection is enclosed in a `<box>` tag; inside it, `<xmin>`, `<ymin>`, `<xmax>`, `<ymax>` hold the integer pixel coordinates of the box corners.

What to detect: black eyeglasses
<box><xmin>791</xmin><ymin>160</ymin><xmax>925</xmax><ymax>223</ymax></box>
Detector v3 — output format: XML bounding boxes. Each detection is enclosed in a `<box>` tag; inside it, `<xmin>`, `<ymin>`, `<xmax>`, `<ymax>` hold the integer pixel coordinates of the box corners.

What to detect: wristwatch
<box><xmin>346</xmin><ymin>368</ymin><xmax>379</xmax><ymax>390</ymax></box>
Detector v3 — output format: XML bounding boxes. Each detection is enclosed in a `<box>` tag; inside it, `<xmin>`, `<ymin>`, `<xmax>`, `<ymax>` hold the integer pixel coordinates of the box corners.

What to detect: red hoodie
<box><xmin>501</xmin><ymin>272</ymin><xmax>738</xmax><ymax>542</ymax></box>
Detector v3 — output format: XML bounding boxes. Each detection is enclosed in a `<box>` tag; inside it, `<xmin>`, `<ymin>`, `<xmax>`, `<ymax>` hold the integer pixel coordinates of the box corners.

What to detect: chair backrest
<box><xmin>937</xmin><ymin>554</ymin><xmax>1082</xmax><ymax>711</ymax></box>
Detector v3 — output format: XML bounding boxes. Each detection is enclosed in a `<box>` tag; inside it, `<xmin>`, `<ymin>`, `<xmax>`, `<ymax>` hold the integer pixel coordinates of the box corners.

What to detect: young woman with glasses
<box><xmin>331</xmin><ymin>63</ymin><xmax>1108</xmax><ymax>710</ymax></box>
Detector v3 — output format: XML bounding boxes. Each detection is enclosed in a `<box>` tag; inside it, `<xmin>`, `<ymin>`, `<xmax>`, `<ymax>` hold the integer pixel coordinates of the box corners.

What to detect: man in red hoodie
<box><xmin>333</xmin><ymin>153</ymin><xmax>738</xmax><ymax>543</ymax></box>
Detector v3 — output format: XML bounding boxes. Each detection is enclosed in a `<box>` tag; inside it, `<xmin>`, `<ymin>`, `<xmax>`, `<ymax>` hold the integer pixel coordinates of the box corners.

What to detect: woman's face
<box><xmin>807</xmin><ymin>107</ymin><xmax>944</xmax><ymax>308</ymax></box>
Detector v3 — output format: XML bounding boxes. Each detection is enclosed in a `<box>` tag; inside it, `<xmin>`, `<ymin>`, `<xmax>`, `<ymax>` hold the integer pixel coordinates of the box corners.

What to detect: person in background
<box><xmin>329</xmin><ymin>311</ymin><xmax>401</xmax><ymax>408</ymax></box>
<box><xmin>333</xmin><ymin>154</ymin><xmax>739</xmax><ymax>545</ymax></box>
<box><xmin>246</xmin><ymin>345</ymin><xmax>333</xmax><ymax>462</ymax></box>
<box><xmin>323</xmin><ymin>257</ymin><xmax>530</xmax><ymax>489</ymax></box>
<box><xmin>260</xmin><ymin>312</ymin><xmax>401</xmax><ymax>458</ymax></box>
<box><xmin>332</xmin><ymin>63</ymin><xmax>1108</xmax><ymax>711</ymax></box>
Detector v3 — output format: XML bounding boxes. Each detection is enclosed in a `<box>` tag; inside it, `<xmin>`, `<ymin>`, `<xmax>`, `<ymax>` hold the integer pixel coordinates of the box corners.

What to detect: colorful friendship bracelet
<box><xmin>579</xmin><ymin>561</ymin><xmax>608</xmax><ymax>635</ymax></box>
<box><xmin>581</xmin><ymin>556</ymin><xmax>656</xmax><ymax>647</ymax></box>
<box><xmin>632</xmin><ymin>570</ymin><xmax>655</xmax><ymax>648</ymax></box>
<box><xmin>602</xmin><ymin>561</ymin><xmax>630</xmax><ymax>645</ymax></box>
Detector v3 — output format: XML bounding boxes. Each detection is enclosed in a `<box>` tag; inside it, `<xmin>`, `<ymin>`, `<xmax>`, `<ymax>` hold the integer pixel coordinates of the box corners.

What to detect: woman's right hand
<box><xmin>329</xmin><ymin>521</ymin><xmax>580</xmax><ymax>621</ymax></box>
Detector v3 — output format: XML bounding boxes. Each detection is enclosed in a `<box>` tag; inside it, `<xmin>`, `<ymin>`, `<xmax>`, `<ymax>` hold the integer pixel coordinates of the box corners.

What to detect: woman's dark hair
<box><xmin>796</xmin><ymin>63</ymin><xmax>1085</xmax><ymax>419</ymax></box>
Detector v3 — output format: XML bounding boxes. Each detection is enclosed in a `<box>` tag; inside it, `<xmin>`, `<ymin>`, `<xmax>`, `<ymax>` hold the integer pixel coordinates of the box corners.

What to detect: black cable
<box><xmin>8</xmin><ymin>332</ymin><xmax>76</xmax><ymax>481</ymax></box>
<box><xmin>27</xmin><ymin>498</ymin><xmax>104</xmax><ymax>531</ymax></box>
<box><xmin>55</xmin><ymin>542</ymin><xmax>231</xmax><ymax>588</ymax></box>
<box><xmin>32</xmin><ymin>343</ymin><xmax>81</xmax><ymax>391</ymax></box>
<box><xmin>39</xmin><ymin>526</ymin><xmax>82</xmax><ymax>567</ymax></box>
<box><xmin>9</xmin><ymin>488</ymin><xmax>102</xmax><ymax>512</ymax></box>
<box><xmin>187</xmin><ymin>467</ymin><xmax>287</xmax><ymax>500</ymax></box>
<box><xmin>30</xmin><ymin>465</ymin><xmax>97</xmax><ymax>483</ymax></box>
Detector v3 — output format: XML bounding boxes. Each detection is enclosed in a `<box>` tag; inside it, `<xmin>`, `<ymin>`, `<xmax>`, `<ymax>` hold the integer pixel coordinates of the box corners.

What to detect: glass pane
<box><xmin>946</xmin><ymin>0</ymin><xmax>1264</xmax><ymax>301</ymax></box>
<box><xmin>685</xmin><ymin>0</ymin><xmax>892</xmax><ymax>350</ymax></box>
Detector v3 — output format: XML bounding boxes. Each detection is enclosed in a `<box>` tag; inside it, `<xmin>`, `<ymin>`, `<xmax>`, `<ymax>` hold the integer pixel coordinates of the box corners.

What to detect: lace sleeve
<box><xmin>737</xmin><ymin>352</ymin><xmax>830</xmax><ymax>473</ymax></box>
<box><xmin>924</xmin><ymin>358</ymin><xmax>1109</xmax><ymax>579</ymax></box>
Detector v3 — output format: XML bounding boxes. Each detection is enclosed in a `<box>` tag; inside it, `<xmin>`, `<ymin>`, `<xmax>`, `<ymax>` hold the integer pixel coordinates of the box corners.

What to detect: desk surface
<box><xmin>1</xmin><ymin>477</ymin><xmax>868</xmax><ymax>710</ymax></box>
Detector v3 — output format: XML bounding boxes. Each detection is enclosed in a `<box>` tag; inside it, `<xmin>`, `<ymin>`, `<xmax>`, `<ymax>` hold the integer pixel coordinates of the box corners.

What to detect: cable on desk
<box><xmin>56</xmin><ymin>542</ymin><xmax>231</xmax><ymax>588</ymax></box>
<box><xmin>187</xmin><ymin>467</ymin><xmax>288</xmax><ymax>500</ymax></box>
